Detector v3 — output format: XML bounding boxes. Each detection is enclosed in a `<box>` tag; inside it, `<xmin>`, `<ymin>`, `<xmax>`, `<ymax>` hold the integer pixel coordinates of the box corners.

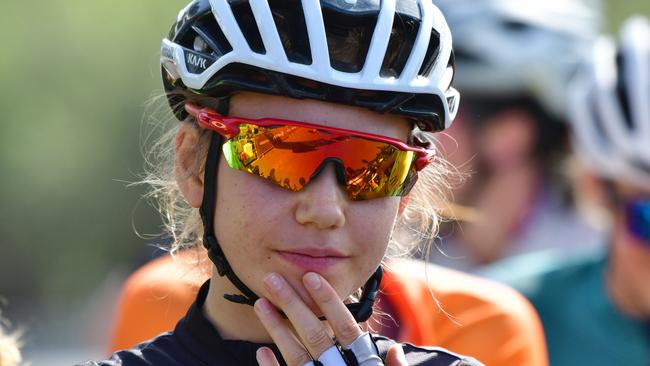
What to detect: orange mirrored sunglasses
<box><xmin>186</xmin><ymin>103</ymin><xmax>435</xmax><ymax>200</ymax></box>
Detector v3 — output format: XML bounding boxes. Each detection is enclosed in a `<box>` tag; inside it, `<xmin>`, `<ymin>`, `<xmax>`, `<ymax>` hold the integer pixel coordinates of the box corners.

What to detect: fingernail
<box><xmin>255</xmin><ymin>298</ymin><xmax>273</xmax><ymax>315</ymax></box>
<box><xmin>387</xmin><ymin>344</ymin><xmax>408</xmax><ymax>365</ymax></box>
<box><xmin>392</xmin><ymin>344</ymin><xmax>407</xmax><ymax>364</ymax></box>
<box><xmin>264</xmin><ymin>273</ymin><xmax>283</xmax><ymax>291</ymax></box>
<box><xmin>256</xmin><ymin>347</ymin><xmax>273</xmax><ymax>365</ymax></box>
<box><xmin>304</xmin><ymin>272</ymin><xmax>321</xmax><ymax>290</ymax></box>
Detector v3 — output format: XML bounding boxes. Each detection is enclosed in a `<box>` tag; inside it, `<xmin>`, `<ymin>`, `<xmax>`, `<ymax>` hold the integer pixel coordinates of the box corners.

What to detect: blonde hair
<box><xmin>140</xmin><ymin>96</ymin><xmax>455</xmax><ymax>264</ymax></box>
<box><xmin>0</xmin><ymin>317</ymin><xmax>22</xmax><ymax>366</ymax></box>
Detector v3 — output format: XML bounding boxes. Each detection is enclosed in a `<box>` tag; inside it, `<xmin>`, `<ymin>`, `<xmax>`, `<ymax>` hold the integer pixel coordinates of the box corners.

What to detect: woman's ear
<box><xmin>175</xmin><ymin>123</ymin><xmax>204</xmax><ymax>208</ymax></box>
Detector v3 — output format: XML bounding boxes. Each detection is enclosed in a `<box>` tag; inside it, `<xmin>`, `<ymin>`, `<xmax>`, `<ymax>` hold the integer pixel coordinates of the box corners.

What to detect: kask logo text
<box><xmin>187</xmin><ymin>53</ymin><xmax>207</xmax><ymax>69</ymax></box>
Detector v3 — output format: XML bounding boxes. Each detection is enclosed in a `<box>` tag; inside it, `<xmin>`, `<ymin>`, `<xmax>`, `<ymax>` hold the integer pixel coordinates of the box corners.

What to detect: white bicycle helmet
<box><xmin>433</xmin><ymin>0</ymin><xmax>601</xmax><ymax>118</ymax></box>
<box><xmin>161</xmin><ymin>0</ymin><xmax>459</xmax><ymax>131</ymax></box>
<box><xmin>570</xmin><ymin>16</ymin><xmax>650</xmax><ymax>188</ymax></box>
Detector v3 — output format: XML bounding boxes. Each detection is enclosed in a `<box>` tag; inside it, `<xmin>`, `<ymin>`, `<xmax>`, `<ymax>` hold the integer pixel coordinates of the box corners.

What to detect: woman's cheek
<box><xmin>351</xmin><ymin>197</ymin><xmax>399</xmax><ymax>239</ymax></box>
<box><xmin>348</xmin><ymin>198</ymin><xmax>397</xmax><ymax>268</ymax></box>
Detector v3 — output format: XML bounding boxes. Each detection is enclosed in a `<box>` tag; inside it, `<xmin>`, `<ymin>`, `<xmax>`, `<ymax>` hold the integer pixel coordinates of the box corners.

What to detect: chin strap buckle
<box><xmin>224</xmin><ymin>294</ymin><xmax>256</xmax><ymax>306</ymax></box>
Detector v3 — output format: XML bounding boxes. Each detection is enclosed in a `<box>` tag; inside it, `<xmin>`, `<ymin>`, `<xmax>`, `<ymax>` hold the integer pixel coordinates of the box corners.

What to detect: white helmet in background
<box><xmin>570</xmin><ymin>16</ymin><xmax>650</xmax><ymax>188</ymax></box>
<box><xmin>434</xmin><ymin>0</ymin><xmax>601</xmax><ymax>118</ymax></box>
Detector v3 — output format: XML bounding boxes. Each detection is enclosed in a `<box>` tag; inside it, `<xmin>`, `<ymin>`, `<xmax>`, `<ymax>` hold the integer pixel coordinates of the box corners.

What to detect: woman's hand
<box><xmin>254</xmin><ymin>272</ymin><xmax>408</xmax><ymax>366</ymax></box>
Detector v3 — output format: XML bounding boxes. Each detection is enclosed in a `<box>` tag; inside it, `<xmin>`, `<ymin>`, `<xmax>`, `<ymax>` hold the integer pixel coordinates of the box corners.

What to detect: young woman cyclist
<box><xmin>428</xmin><ymin>0</ymin><xmax>603</xmax><ymax>269</ymax></box>
<box><xmin>80</xmin><ymin>0</ymin><xmax>482</xmax><ymax>365</ymax></box>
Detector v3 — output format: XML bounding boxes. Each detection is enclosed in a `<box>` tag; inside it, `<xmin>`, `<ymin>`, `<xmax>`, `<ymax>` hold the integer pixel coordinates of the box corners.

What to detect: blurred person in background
<box><xmin>78</xmin><ymin>0</ymin><xmax>490</xmax><ymax>365</ymax></box>
<box><xmin>483</xmin><ymin>16</ymin><xmax>650</xmax><ymax>365</ymax></box>
<box><xmin>429</xmin><ymin>0</ymin><xmax>606</xmax><ymax>270</ymax></box>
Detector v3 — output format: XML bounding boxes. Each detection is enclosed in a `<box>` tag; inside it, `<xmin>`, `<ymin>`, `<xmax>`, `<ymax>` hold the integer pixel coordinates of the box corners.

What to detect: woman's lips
<box><xmin>276</xmin><ymin>250</ymin><xmax>346</xmax><ymax>272</ymax></box>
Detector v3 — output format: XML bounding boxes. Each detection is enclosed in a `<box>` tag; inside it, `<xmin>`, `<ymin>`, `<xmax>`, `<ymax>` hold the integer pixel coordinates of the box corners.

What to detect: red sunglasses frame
<box><xmin>184</xmin><ymin>102</ymin><xmax>435</xmax><ymax>171</ymax></box>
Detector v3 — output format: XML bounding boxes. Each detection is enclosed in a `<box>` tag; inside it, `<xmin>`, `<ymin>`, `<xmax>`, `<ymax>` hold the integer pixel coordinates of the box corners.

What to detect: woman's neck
<box><xmin>204</xmin><ymin>272</ymin><xmax>274</xmax><ymax>343</ymax></box>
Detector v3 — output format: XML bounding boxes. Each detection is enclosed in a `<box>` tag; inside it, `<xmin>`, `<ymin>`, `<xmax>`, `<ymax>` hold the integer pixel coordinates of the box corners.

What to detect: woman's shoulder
<box><xmin>373</xmin><ymin>335</ymin><xmax>484</xmax><ymax>366</ymax></box>
<box><xmin>83</xmin><ymin>334</ymin><xmax>482</xmax><ymax>366</ymax></box>
<box><xmin>77</xmin><ymin>332</ymin><xmax>195</xmax><ymax>366</ymax></box>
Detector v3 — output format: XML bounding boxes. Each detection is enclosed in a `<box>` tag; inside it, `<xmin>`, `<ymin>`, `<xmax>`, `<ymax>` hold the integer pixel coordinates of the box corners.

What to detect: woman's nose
<box><xmin>294</xmin><ymin>163</ymin><xmax>347</xmax><ymax>230</ymax></box>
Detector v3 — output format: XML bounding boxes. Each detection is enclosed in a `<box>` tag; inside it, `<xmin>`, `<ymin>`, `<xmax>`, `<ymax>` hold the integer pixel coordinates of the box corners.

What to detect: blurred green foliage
<box><xmin>0</xmin><ymin>0</ymin><xmax>648</xmax><ymax>341</ymax></box>
<box><xmin>606</xmin><ymin>0</ymin><xmax>650</xmax><ymax>31</ymax></box>
<box><xmin>0</xmin><ymin>0</ymin><xmax>182</xmax><ymax>319</ymax></box>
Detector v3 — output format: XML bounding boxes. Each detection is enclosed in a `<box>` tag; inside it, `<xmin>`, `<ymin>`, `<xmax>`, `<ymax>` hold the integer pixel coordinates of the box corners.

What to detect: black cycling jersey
<box><xmin>78</xmin><ymin>281</ymin><xmax>482</xmax><ymax>366</ymax></box>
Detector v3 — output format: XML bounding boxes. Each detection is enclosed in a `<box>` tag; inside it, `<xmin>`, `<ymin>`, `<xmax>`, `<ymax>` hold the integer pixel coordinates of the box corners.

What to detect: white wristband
<box><xmin>317</xmin><ymin>345</ymin><xmax>347</xmax><ymax>366</ymax></box>
<box><xmin>344</xmin><ymin>333</ymin><xmax>383</xmax><ymax>366</ymax></box>
<box><xmin>302</xmin><ymin>362</ymin><xmax>316</xmax><ymax>366</ymax></box>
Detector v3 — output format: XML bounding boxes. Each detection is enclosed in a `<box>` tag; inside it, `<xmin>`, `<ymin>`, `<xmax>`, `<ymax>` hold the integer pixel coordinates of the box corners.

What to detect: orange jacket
<box><xmin>109</xmin><ymin>252</ymin><xmax>547</xmax><ymax>366</ymax></box>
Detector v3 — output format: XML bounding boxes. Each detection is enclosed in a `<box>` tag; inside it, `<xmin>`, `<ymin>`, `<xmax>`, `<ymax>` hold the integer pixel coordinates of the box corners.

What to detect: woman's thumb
<box><xmin>385</xmin><ymin>344</ymin><xmax>408</xmax><ymax>366</ymax></box>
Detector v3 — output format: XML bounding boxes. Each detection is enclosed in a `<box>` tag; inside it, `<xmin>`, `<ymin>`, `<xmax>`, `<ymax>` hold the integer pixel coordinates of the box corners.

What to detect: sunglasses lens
<box><xmin>626</xmin><ymin>199</ymin><xmax>650</xmax><ymax>244</ymax></box>
<box><xmin>345</xmin><ymin>144</ymin><xmax>417</xmax><ymax>200</ymax></box>
<box><xmin>221</xmin><ymin>123</ymin><xmax>417</xmax><ymax>200</ymax></box>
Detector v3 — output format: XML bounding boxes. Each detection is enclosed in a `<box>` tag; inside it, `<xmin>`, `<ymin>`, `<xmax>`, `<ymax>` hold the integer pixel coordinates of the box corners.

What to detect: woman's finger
<box><xmin>254</xmin><ymin>298</ymin><xmax>313</xmax><ymax>366</ymax></box>
<box><xmin>302</xmin><ymin>272</ymin><xmax>363</xmax><ymax>347</ymax></box>
<box><xmin>263</xmin><ymin>273</ymin><xmax>335</xmax><ymax>359</ymax></box>
<box><xmin>256</xmin><ymin>347</ymin><xmax>282</xmax><ymax>366</ymax></box>
<box><xmin>385</xmin><ymin>344</ymin><xmax>408</xmax><ymax>366</ymax></box>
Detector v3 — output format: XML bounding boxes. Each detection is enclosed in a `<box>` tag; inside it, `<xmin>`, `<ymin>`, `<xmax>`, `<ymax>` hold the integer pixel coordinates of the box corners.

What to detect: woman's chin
<box><xmin>291</xmin><ymin>284</ymin><xmax>323</xmax><ymax>314</ymax></box>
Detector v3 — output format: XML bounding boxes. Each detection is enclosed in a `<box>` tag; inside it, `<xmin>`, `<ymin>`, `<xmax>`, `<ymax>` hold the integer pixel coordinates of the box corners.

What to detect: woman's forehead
<box><xmin>228</xmin><ymin>92</ymin><xmax>412</xmax><ymax>141</ymax></box>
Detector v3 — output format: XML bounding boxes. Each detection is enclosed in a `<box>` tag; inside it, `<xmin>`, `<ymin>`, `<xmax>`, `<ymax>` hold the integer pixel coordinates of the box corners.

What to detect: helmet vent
<box><xmin>615</xmin><ymin>52</ymin><xmax>634</xmax><ymax>130</ymax></box>
<box><xmin>380</xmin><ymin>13</ymin><xmax>419</xmax><ymax>78</ymax></box>
<box><xmin>446</xmin><ymin>95</ymin><xmax>457</xmax><ymax>113</ymax></box>
<box><xmin>229</xmin><ymin>0</ymin><xmax>267</xmax><ymax>54</ymax></box>
<box><xmin>322</xmin><ymin>8</ymin><xmax>377</xmax><ymax>73</ymax></box>
<box><xmin>417</xmin><ymin>29</ymin><xmax>441</xmax><ymax>77</ymax></box>
<box><xmin>501</xmin><ymin>20</ymin><xmax>531</xmax><ymax>32</ymax></box>
<box><xmin>193</xmin><ymin>13</ymin><xmax>233</xmax><ymax>57</ymax></box>
<box><xmin>269</xmin><ymin>0</ymin><xmax>313</xmax><ymax>65</ymax></box>
<box><xmin>176</xmin><ymin>13</ymin><xmax>233</xmax><ymax>58</ymax></box>
<box><xmin>588</xmin><ymin>93</ymin><xmax>610</xmax><ymax>146</ymax></box>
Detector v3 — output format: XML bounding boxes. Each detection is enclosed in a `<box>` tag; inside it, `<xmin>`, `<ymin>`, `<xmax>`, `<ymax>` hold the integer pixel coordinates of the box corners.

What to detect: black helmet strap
<box><xmin>200</xmin><ymin>121</ymin><xmax>259</xmax><ymax>306</ymax></box>
<box><xmin>197</xmin><ymin>102</ymin><xmax>382</xmax><ymax>322</ymax></box>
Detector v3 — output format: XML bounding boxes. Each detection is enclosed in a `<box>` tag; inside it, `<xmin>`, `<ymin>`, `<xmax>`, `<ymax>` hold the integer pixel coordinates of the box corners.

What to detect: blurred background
<box><xmin>0</xmin><ymin>0</ymin><xmax>648</xmax><ymax>364</ymax></box>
